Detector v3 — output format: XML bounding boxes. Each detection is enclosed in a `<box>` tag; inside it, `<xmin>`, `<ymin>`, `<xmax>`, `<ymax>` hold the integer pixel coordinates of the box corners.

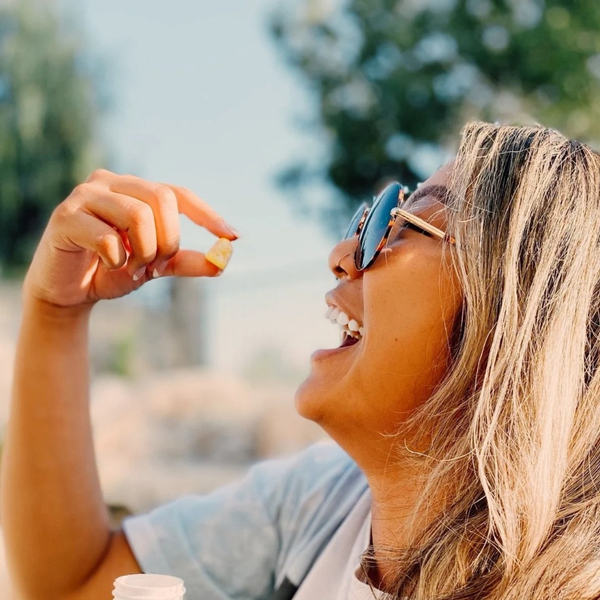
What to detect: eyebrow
<box><xmin>406</xmin><ymin>184</ymin><xmax>452</xmax><ymax>207</ymax></box>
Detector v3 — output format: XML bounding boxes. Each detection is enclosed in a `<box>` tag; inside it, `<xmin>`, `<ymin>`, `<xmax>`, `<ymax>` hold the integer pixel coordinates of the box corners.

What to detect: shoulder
<box><xmin>262</xmin><ymin>442</ymin><xmax>368</xmax><ymax>588</ymax></box>
<box><xmin>264</xmin><ymin>440</ymin><xmax>359</xmax><ymax>484</ymax></box>
<box><xmin>250</xmin><ymin>441</ymin><xmax>365</xmax><ymax>520</ymax></box>
<box><xmin>122</xmin><ymin>441</ymin><xmax>367</xmax><ymax>597</ymax></box>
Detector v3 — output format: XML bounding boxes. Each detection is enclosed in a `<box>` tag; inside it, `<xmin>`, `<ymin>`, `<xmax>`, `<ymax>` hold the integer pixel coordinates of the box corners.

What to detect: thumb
<box><xmin>152</xmin><ymin>248</ymin><xmax>225</xmax><ymax>279</ymax></box>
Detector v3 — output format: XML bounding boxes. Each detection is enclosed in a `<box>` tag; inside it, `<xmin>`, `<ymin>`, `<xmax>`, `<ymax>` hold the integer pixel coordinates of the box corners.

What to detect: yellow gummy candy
<box><xmin>206</xmin><ymin>237</ymin><xmax>233</xmax><ymax>270</ymax></box>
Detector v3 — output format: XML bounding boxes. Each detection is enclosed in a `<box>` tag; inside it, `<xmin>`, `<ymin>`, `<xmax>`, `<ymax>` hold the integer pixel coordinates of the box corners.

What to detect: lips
<box><xmin>310</xmin><ymin>326</ymin><xmax>362</xmax><ymax>362</ymax></box>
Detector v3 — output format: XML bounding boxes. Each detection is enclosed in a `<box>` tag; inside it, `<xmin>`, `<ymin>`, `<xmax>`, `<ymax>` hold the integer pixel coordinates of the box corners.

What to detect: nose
<box><xmin>328</xmin><ymin>237</ymin><xmax>362</xmax><ymax>280</ymax></box>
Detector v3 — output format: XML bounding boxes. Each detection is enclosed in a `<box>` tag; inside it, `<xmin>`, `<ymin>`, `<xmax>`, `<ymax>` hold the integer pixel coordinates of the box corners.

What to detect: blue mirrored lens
<box><xmin>356</xmin><ymin>183</ymin><xmax>402</xmax><ymax>269</ymax></box>
<box><xmin>343</xmin><ymin>202</ymin><xmax>368</xmax><ymax>240</ymax></box>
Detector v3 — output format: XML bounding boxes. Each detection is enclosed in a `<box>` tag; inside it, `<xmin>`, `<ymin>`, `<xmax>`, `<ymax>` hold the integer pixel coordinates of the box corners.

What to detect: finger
<box><xmin>101</xmin><ymin>176</ymin><xmax>182</xmax><ymax>274</ymax></box>
<box><xmin>116</xmin><ymin>227</ymin><xmax>132</xmax><ymax>255</ymax></box>
<box><xmin>89</xmin><ymin>169</ymin><xmax>239</xmax><ymax>242</ymax></box>
<box><xmin>149</xmin><ymin>249</ymin><xmax>223</xmax><ymax>278</ymax></box>
<box><xmin>85</xmin><ymin>171</ymin><xmax>239</xmax><ymax>275</ymax></box>
<box><xmin>57</xmin><ymin>209</ymin><xmax>127</xmax><ymax>269</ymax></box>
<box><xmin>81</xmin><ymin>190</ymin><xmax>158</xmax><ymax>276</ymax></box>
<box><xmin>162</xmin><ymin>183</ymin><xmax>239</xmax><ymax>241</ymax></box>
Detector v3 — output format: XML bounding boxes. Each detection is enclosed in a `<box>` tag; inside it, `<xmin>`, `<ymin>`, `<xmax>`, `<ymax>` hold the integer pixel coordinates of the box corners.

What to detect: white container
<box><xmin>112</xmin><ymin>574</ymin><xmax>185</xmax><ymax>600</ymax></box>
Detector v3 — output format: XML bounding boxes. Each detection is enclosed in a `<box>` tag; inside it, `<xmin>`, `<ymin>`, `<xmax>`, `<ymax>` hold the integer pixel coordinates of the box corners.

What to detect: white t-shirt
<box><xmin>294</xmin><ymin>489</ymin><xmax>390</xmax><ymax>600</ymax></box>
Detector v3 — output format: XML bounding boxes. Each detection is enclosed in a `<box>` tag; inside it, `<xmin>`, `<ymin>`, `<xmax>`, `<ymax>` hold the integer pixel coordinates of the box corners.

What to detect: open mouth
<box><xmin>339</xmin><ymin>333</ymin><xmax>360</xmax><ymax>349</ymax></box>
<box><xmin>325</xmin><ymin>304</ymin><xmax>364</xmax><ymax>348</ymax></box>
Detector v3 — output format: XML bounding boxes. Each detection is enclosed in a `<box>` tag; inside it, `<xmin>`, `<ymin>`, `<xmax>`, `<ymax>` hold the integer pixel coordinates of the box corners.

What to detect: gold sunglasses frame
<box><xmin>350</xmin><ymin>184</ymin><xmax>456</xmax><ymax>271</ymax></box>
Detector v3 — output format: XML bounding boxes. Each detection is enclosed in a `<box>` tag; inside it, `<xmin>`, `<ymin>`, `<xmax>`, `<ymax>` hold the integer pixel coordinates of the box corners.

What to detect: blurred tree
<box><xmin>269</xmin><ymin>0</ymin><xmax>600</xmax><ymax>236</ymax></box>
<box><xmin>0</xmin><ymin>0</ymin><xmax>105</xmax><ymax>277</ymax></box>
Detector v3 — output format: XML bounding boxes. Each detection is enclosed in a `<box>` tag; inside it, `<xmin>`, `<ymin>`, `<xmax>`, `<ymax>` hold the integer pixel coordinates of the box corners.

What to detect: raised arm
<box><xmin>0</xmin><ymin>170</ymin><xmax>237</xmax><ymax>600</ymax></box>
<box><xmin>1</xmin><ymin>295</ymin><xmax>142</xmax><ymax>600</ymax></box>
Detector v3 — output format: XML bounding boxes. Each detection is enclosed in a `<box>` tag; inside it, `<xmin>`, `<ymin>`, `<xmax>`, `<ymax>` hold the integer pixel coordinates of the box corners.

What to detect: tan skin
<box><xmin>1</xmin><ymin>164</ymin><xmax>461</xmax><ymax>599</ymax></box>
<box><xmin>1</xmin><ymin>169</ymin><xmax>236</xmax><ymax>600</ymax></box>
<box><xmin>296</xmin><ymin>162</ymin><xmax>462</xmax><ymax>588</ymax></box>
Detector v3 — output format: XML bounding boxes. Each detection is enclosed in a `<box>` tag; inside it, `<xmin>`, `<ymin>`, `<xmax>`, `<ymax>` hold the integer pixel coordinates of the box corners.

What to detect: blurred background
<box><xmin>2</xmin><ymin>0</ymin><xmax>600</xmax><ymax>593</ymax></box>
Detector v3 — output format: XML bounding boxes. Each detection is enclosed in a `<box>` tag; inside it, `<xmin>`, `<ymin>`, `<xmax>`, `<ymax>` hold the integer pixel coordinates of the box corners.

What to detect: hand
<box><xmin>23</xmin><ymin>169</ymin><xmax>239</xmax><ymax>311</ymax></box>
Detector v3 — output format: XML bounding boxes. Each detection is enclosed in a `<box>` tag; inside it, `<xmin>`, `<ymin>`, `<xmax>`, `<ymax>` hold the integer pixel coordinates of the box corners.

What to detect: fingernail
<box><xmin>133</xmin><ymin>266</ymin><xmax>146</xmax><ymax>281</ymax></box>
<box><xmin>223</xmin><ymin>222</ymin><xmax>240</xmax><ymax>238</ymax></box>
<box><xmin>153</xmin><ymin>260</ymin><xmax>168</xmax><ymax>278</ymax></box>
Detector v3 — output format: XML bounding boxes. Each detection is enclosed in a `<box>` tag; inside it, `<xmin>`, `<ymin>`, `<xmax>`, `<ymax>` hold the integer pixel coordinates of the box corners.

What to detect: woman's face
<box><xmin>295</xmin><ymin>163</ymin><xmax>463</xmax><ymax>465</ymax></box>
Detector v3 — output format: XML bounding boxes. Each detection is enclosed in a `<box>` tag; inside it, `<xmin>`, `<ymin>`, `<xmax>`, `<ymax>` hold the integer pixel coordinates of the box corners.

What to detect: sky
<box><xmin>67</xmin><ymin>0</ymin><xmax>344</xmax><ymax>377</ymax></box>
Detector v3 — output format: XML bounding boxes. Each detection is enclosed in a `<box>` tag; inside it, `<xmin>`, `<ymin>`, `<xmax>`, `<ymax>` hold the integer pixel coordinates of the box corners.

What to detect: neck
<box><xmin>327</xmin><ymin>429</ymin><xmax>448</xmax><ymax>590</ymax></box>
<box><xmin>360</xmin><ymin>448</ymin><xmax>445</xmax><ymax>591</ymax></box>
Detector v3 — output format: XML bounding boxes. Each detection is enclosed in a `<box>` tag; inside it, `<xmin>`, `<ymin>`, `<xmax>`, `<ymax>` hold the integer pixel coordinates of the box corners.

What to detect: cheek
<box><xmin>356</xmin><ymin>249</ymin><xmax>462</xmax><ymax>420</ymax></box>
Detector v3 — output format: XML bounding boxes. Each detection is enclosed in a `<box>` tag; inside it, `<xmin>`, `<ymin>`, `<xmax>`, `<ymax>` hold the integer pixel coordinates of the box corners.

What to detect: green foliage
<box><xmin>269</xmin><ymin>0</ymin><xmax>600</xmax><ymax>237</ymax></box>
<box><xmin>0</xmin><ymin>0</ymin><xmax>105</xmax><ymax>274</ymax></box>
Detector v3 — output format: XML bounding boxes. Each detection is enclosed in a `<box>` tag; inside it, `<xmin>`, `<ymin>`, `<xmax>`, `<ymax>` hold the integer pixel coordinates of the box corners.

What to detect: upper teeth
<box><xmin>325</xmin><ymin>305</ymin><xmax>364</xmax><ymax>341</ymax></box>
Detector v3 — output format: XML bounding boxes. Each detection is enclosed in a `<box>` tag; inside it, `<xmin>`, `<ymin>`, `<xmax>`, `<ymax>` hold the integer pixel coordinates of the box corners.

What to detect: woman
<box><xmin>3</xmin><ymin>121</ymin><xmax>600</xmax><ymax>600</ymax></box>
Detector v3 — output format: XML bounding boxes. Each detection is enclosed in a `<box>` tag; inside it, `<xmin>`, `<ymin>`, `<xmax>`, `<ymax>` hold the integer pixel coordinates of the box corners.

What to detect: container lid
<box><xmin>113</xmin><ymin>574</ymin><xmax>185</xmax><ymax>599</ymax></box>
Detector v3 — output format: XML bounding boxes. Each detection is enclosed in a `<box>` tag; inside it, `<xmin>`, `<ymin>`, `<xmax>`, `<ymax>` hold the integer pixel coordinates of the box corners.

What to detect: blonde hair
<box><xmin>364</xmin><ymin>122</ymin><xmax>600</xmax><ymax>599</ymax></box>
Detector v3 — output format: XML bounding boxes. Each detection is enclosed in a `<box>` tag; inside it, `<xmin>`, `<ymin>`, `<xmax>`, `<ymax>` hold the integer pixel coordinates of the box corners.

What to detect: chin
<box><xmin>293</xmin><ymin>372</ymin><xmax>328</xmax><ymax>424</ymax></box>
<box><xmin>294</xmin><ymin>337</ymin><xmax>365</xmax><ymax>433</ymax></box>
<box><xmin>294</xmin><ymin>368</ymin><xmax>354</xmax><ymax>436</ymax></box>
<box><xmin>294</xmin><ymin>374</ymin><xmax>369</xmax><ymax>466</ymax></box>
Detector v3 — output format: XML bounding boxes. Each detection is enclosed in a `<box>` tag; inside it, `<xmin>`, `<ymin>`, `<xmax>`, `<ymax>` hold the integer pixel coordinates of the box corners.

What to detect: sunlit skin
<box><xmin>294</xmin><ymin>163</ymin><xmax>463</xmax><ymax>586</ymax></box>
<box><xmin>5</xmin><ymin>157</ymin><xmax>464</xmax><ymax>597</ymax></box>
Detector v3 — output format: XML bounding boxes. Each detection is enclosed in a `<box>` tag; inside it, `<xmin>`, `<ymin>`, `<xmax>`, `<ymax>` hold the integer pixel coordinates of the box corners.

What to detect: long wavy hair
<box><xmin>362</xmin><ymin>122</ymin><xmax>600</xmax><ymax>599</ymax></box>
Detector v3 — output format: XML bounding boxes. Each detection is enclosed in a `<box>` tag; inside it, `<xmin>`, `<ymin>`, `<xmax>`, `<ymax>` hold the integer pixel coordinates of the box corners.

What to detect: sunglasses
<box><xmin>343</xmin><ymin>181</ymin><xmax>456</xmax><ymax>271</ymax></box>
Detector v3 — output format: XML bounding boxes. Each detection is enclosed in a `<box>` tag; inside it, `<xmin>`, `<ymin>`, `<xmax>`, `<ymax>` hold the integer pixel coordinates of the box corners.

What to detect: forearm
<box><xmin>0</xmin><ymin>294</ymin><xmax>111</xmax><ymax>599</ymax></box>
